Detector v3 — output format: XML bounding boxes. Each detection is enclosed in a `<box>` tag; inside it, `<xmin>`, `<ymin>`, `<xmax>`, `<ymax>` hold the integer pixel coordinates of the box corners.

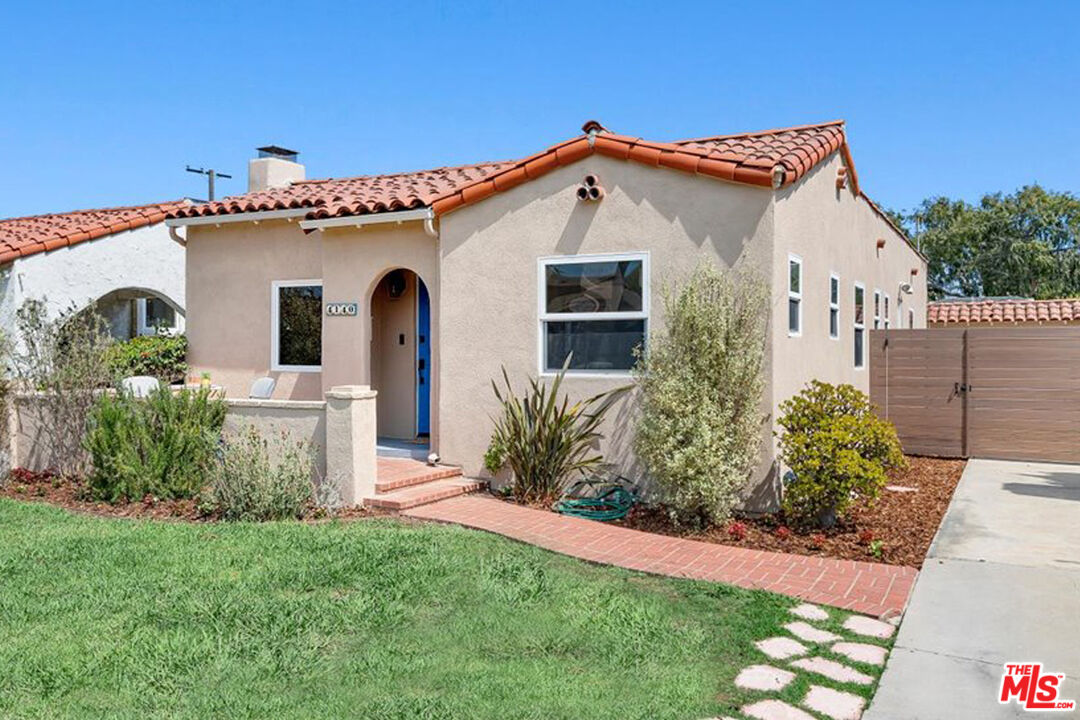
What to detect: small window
<box><xmin>884</xmin><ymin>294</ymin><xmax>891</xmax><ymax>329</ymax></box>
<box><xmin>909</xmin><ymin>308</ymin><xmax>916</xmax><ymax>329</ymax></box>
<box><xmin>854</xmin><ymin>283</ymin><xmax>865</xmax><ymax>369</ymax></box>
<box><xmin>272</xmin><ymin>280</ymin><xmax>323</xmax><ymax>371</ymax></box>
<box><xmin>828</xmin><ymin>273</ymin><xmax>840</xmax><ymax>339</ymax></box>
<box><xmin>788</xmin><ymin>255</ymin><xmax>802</xmax><ymax>336</ymax></box>
<box><xmin>136</xmin><ymin>297</ymin><xmax>180</xmax><ymax>336</ymax></box>
<box><xmin>539</xmin><ymin>253</ymin><xmax>647</xmax><ymax>373</ymax></box>
<box><xmin>873</xmin><ymin>290</ymin><xmax>881</xmax><ymax>330</ymax></box>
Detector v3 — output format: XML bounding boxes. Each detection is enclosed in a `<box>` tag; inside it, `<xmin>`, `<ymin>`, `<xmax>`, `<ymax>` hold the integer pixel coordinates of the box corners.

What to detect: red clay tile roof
<box><xmin>170</xmin><ymin>162</ymin><xmax>516</xmax><ymax>221</ymax></box>
<box><xmin>0</xmin><ymin>200</ymin><xmax>186</xmax><ymax>265</ymax></box>
<box><xmin>168</xmin><ymin>120</ymin><xmax>856</xmax><ymax>222</ymax></box>
<box><xmin>928</xmin><ymin>298</ymin><xmax>1080</xmax><ymax>325</ymax></box>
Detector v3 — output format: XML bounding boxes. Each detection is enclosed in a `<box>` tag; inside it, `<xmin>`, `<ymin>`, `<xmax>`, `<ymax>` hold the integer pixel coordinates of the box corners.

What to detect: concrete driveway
<box><xmin>867</xmin><ymin>459</ymin><xmax>1080</xmax><ymax>719</ymax></box>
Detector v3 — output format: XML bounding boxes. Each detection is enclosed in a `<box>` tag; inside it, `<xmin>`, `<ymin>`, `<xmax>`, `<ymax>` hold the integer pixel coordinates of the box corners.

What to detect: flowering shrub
<box><xmin>777</xmin><ymin>381</ymin><xmax>905</xmax><ymax>527</ymax></box>
<box><xmin>726</xmin><ymin>521</ymin><xmax>747</xmax><ymax>541</ymax></box>
<box><xmin>775</xmin><ymin>526</ymin><xmax>792</xmax><ymax>541</ymax></box>
<box><xmin>634</xmin><ymin>264</ymin><xmax>768</xmax><ymax>526</ymax></box>
<box><xmin>105</xmin><ymin>333</ymin><xmax>187</xmax><ymax>383</ymax></box>
<box><xmin>810</xmin><ymin>533</ymin><xmax>826</xmax><ymax>549</ymax></box>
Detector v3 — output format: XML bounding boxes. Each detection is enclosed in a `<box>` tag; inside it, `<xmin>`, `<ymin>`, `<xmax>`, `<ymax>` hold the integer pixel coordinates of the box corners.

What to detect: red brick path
<box><xmin>403</xmin><ymin>495</ymin><xmax>916</xmax><ymax>617</ymax></box>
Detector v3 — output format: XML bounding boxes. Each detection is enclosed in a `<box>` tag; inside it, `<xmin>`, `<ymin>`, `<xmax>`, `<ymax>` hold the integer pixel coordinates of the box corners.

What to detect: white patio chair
<box><xmin>249</xmin><ymin>376</ymin><xmax>276</xmax><ymax>399</ymax></box>
<box><xmin>121</xmin><ymin>375</ymin><xmax>160</xmax><ymax>398</ymax></box>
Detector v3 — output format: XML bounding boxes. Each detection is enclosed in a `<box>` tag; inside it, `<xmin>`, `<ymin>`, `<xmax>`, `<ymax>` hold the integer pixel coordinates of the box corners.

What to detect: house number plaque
<box><xmin>325</xmin><ymin>302</ymin><xmax>358</xmax><ymax>317</ymax></box>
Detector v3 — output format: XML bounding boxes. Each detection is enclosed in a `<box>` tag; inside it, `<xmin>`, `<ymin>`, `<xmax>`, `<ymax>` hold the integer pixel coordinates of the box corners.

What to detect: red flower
<box><xmin>775</xmin><ymin>526</ymin><xmax>792</xmax><ymax>540</ymax></box>
<box><xmin>727</xmin><ymin>521</ymin><xmax>748</xmax><ymax>541</ymax></box>
<box><xmin>810</xmin><ymin>533</ymin><xmax>826</xmax><ymax>549</ymax></box>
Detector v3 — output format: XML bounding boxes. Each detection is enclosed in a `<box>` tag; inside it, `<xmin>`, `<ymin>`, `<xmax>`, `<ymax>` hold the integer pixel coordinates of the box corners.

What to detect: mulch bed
<box><xmin>613</xmin><ymin>456</ymin><xmax>966</xmax><ymax>569</ymax></box>
<box><xmin>0</xmin><ymin>469</ymin><xmax>386</xmax><ymax>523</ymax></box>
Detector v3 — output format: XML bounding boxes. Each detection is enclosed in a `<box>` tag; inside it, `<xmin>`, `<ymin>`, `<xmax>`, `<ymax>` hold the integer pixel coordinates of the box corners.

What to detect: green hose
<box><xmin>554</xmin><ymin>476</ymin><xmax>637</xmax><ymax>521</ymax></box>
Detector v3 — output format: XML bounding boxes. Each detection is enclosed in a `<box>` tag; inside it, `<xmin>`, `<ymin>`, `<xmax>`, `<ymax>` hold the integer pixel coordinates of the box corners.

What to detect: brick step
<box><xmin>375</xmin><ymin>464</ymin><xmax>463</xmax><ymax>493</ymax></box>
<box><xmin>365</xmin><ymin>478</ymin><xmax>486</xmax><ymax>511</ymax></box>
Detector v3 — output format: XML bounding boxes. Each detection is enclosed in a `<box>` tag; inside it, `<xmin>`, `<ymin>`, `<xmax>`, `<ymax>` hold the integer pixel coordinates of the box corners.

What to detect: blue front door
<box><xmin>416</xmin><ymin>281</ymin><xmax>431</xmax><ymax>436</ymax></box>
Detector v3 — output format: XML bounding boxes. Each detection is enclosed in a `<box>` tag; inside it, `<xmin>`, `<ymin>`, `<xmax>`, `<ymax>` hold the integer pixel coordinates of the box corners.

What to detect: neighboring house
<box><xmin>167</xmin><ymin>121</ymin><xmax>927</xmax><ymax>506</ymax></box>
<box><xmin>928</xmin><ymin>297</ymin><xmax>1080</xmax><ymax>326</ymax></box>
<box><xmin>0</xmin><ymin>202</ymin><xmax>188</xmax><ymax>343</ymax></box>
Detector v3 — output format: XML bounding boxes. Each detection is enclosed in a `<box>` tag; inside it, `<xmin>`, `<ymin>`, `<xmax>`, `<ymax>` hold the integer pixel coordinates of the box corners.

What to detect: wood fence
<box><xmin>869</xmin><ymin>327</ymin><xmax>1080</xmax><ymax>463</ymax></box>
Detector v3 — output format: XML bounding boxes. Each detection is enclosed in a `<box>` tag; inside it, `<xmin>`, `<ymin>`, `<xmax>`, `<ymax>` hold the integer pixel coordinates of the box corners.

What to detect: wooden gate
<box><xmin>869</xmin><ymin>327</ymin><xmax>1080</xmax><ymax>463</ymax></box>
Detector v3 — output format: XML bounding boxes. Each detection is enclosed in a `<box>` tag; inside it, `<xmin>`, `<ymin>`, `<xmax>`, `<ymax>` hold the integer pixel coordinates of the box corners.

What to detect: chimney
<box><xmin>248</xmin><ymin>145</ymin><xmax>304</xmax><ymax>192</ymax></box>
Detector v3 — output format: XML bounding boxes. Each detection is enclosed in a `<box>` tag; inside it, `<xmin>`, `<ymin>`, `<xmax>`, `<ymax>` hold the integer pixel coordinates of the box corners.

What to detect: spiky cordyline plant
<box><xmin>485</xmin><ymin>357</ymin><xmax>628</xmax><ymax>502</ymax></box>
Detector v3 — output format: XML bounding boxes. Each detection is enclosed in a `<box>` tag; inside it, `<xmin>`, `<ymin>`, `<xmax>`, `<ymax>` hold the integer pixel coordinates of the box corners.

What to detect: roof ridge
<box><xmin>674</xmin><ymin>119</ymin><xmax>846</xmax><ymax>145</ymax></box>
<box><xmin>294</xmin><ymin>160</ymin><xmax>516</xmax><ymax>186</ymax></box>
<box><xmin>0</xmin><ymin>199</ymin><xmax>186</xmax><ymax>224</ymax></box>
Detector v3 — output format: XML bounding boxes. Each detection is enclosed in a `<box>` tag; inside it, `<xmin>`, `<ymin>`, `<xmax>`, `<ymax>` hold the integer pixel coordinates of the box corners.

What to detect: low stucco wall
<box><xmin>8</xmin><ymin>395</ymin><xmax>328</xmax><ymax>477</ymax></box>
<box><xmin>223</xmin><ymin>398</ymin><xmax>328</xmax><ymax>476</ymax></box>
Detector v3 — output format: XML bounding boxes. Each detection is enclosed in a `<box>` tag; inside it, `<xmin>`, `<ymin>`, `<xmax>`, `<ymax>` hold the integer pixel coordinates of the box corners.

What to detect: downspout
<box><xmin>423</xmin><ymin>213</ymin><xmax>437</xmax><ymax>238</ymax></box>
<box><xmin>168</xmin><ymin>226</ymin><xmax>187</xmax><ymax>246</ymax></box>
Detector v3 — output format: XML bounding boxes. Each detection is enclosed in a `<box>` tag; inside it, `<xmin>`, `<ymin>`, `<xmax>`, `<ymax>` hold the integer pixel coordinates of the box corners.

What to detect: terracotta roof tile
<box><xmin>0</xmin><ymin>200</ymin><xmax>187</xmax><ymax>265</ymax></box>
<box><xmin>168</xmin><ymin>120</ymin><xmax>854</xmax><ymax>223</ymax></box>
<box><xmin>928</xmin><ymin>298</ymin><xmax>1080</xmax><ymax>325</ymax></box>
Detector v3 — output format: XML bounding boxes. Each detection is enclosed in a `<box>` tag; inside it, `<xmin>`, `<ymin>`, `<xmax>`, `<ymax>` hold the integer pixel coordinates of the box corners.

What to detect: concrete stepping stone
<box><xmin>756</xmin><ymin>636</ymin><xmax>809</xmax><ymax>660</ymax></box>
<box><xmin>735</xmin><ymin>664</ymin><xmax>796</xmax><ymax>692</ymax></box>
<box><xmin>789</xmin><ymin>603</ymin><xmax>829</xmax><ymax>621</ymax></box>
<box><xmin>843</xmin><ymin>615</ymin><xmax>895</xmax><ymax>639</ymax></box>
<box><xmin>742</xmin><ymin>699</ymin><xmax>817</xmax><ymax>720</ymax></box>
<box><xmin>783</xmin><ymin>621</ymin><xmax>841</xmax><ymax>644</ymax></box>
<box><xmin>791</xmin><ymin>656</ymin><xmax>873</xmax><ymax>685</ymax></box>
<box><xmin>802</xmin><ymin>685</ymin><xmax>866</xmax><ymax>720</ymax></box>
<box><xmin>832</xmin><ymin>641</ymin><xmax>888</xmax><ymax>666</ymax></box>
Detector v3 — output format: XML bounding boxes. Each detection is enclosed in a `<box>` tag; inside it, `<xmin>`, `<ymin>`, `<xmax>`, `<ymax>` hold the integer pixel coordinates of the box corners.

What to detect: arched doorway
<box><xmin>91</xmin><ymin>288</ymin><xmax>185</xmax><ymax>341</ymax></box>
<box><xmin>370</xmin><ymin>269</ymin><xmax>431</xmax><ymax>455</ymax></box>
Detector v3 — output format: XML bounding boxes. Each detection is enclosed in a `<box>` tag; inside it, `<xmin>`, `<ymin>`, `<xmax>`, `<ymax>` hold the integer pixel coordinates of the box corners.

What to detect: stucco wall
<box><xmin>0</xmin><ymin>222</ymin><xmax>185</xmax><ymax>346</ymax></box>
<box><xmin>223</xmin><ymin>399</ymin><xmax>327</xmax><ymax>476</ymax></box>
<box><xmin>437</xmin><ymin>155</ymin><xmax>776</xmax><ymax>485</ymax></box>
<box><xmin>772</xmin><ymin>153</ymin><xmax>928</xmax><ymax>426</ymax></box>
<box><xmin>185</xmin><ymin>220</ymin><xmax>323</xmax><ymax>400</ymax></box>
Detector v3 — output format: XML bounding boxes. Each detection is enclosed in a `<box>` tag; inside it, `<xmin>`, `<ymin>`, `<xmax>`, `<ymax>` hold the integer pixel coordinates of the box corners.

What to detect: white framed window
<box><xmin>136</xmin><ymin>297</ymin><xmax>182</xmax><ymax>336</ymax></box>
<box><xmin>271</xmin><ymin>279</ymin><xmax>323</xmax><ymax>372</ymax></box>
<box><xmin>787</xmin><ymin>254</ymin><xmax>803</xmax><ymax>337</ymax></box>
<box><xmin>854</xmin><ymin>282</ymin><xmax>866</xmax><ymax>369</ymax></box>
<box><xmin>883</xmin><ymin>293</ymin><xmax>891</xmax><ymax>329</ymax></box>
<box><xmin>538</xmin><ymin>253</ymin><xmax>648</xmax><ymax>375</ymax></box>
<box><xmin>828</xmin><ymin>273</ymin><xmax>840</xmax><ymax>339</ymax></box>
<box><xmin>873</xmin><ymin>289</ymin><xmax>881</xmax><ymax>330</ymax></box>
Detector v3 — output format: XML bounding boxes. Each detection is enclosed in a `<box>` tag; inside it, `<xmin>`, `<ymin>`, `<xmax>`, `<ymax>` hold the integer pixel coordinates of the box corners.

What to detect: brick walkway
<box><xmin>403</xmin><ymin>495</ymin><xmax>917</xmax><ymax>617</ymax></box>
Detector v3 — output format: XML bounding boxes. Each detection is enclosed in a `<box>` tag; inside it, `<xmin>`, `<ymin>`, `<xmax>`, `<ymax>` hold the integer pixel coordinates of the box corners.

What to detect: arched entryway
<box><xmin>90</xmin><ymin>287</ymin><xmax>185</xmax><ymax>341</ymax></box>
<box><xmin>369</xmin><ymin>268</ymin><xmax>431</xmax><ymax>456</ymax></box>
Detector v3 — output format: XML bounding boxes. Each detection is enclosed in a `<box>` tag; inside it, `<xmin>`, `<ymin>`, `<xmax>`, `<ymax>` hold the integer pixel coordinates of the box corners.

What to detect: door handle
<box><xmin>954</xmin><ymin>382</ymin><xmax>971</xmax><ymax>394</ymax></box>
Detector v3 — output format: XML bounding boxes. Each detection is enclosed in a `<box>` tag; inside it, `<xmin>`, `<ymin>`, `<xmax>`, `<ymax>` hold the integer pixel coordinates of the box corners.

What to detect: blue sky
<box><xmin>3</xmin><ymin>1</ymin><xmax>1078</xmax><ymax>218</ymax></box>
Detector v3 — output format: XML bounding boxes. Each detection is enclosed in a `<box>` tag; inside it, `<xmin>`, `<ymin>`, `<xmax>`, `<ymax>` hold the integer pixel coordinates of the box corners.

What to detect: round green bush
<box><xmin>776</xmin><ymin>380</ymin><xmax>905</xmax><ymax>527</ymax></box>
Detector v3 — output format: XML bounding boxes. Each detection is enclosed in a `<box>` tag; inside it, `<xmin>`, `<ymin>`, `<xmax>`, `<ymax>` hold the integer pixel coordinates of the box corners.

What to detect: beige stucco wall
<box><xmin>223</xmin><ymin>399</ymin><xmax>328</xmax><ymax>476</ymax></box>
<box><xmin>437</xmin><ymin>155</ymin><xmax>776</xmax><ymax>487</ymax></box>
<box><xmin>185</xmin><ymin>218</ymin><xmax>439</xmax><ymax>441</ymax></box>
<box><xmin>185</xmin><ymin>220</ymin><xmax>323</xmax><ymax>400</ymax></box>
<box><xmin>771</xmin><ymin>153</ymin><xmax>928</xmax><ymax>441</ymax></box>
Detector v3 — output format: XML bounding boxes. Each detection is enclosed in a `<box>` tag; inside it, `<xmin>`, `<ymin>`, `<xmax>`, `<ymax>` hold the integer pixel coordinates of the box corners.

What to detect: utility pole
<box><xmin>185</xmin><ymin>166</ymin><xmax>233</xmax><ymax>201</ymax></box>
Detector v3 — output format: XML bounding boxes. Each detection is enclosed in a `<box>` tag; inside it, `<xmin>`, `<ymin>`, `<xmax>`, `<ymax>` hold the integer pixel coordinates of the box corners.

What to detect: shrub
<box><xmin>726</xmin><ymin>521</ymin><xmax>747</xmax><ymax>541</ymax></box>
<box><xmin>83</xmin><ymin>386</ymin><xmax>227</xmax><ymax>502</ymax></box>
<box><xmin>207</xmin><ymin>425</ymin><xmax>315</xmax><ymax>521</ymax></box>
<box><xmin>14</xmin><ymin>299</ymin><xmax>115</xmax><ymax>475</ymax></box>
<box><xmin>105</xmin><ymin>333</ymin><xmax>188</xmax><ymax>383</ymax></box>
<box><xmin>633</xmin><ymin>264</ymin><xmax>768</xmax><ymax>527</ymax></box>
<box><xmin>777</xmin><ymin>380</ymin><xmax>905</xmax><ymax>527</ymax></box>
<box><xmin>485</xmin><ymin>360</ymin><xmax>627</xmax><ymax>502</ymax></box>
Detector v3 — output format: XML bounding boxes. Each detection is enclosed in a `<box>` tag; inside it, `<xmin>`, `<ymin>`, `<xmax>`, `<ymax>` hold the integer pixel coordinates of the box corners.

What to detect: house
<box><xmin>928</xmin><ymin>297</ymin><xmax>1080</xmax><ymax>326</ymax></box>
<box><xmin>0</xmin><ymin>202</ymin><xmax>188</xmax><ymax>343</ymax></box>
<box><xmin>166</xmin><ymin>121</ymin><xmax>927</xmax><ymax>506</ymax></box>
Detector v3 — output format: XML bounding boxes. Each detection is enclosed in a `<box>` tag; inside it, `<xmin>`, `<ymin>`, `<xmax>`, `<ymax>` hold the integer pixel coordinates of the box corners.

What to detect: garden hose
<box><xmin>554</xmin><ymin>476</ymin><xmax>638</xmax><ymax>521</ymax></box>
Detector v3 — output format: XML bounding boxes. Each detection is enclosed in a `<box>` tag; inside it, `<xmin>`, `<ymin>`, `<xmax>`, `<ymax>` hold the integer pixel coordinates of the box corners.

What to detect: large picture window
<box><xmin>271</xmin><ymin>280</ymin><xmax>323</xmax><ymax>371</ymax></box>
<box><xmin>539</xmin><ymin>253</ymin><xmax>647</xmax><ymax>373</ymax></box>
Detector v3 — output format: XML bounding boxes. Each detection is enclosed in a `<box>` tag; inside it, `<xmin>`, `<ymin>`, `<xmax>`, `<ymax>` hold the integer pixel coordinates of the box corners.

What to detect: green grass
<box><xmin>0</xmin><ymin>499</ymin><xmax>808</xmax><ymax>720</ymax></box>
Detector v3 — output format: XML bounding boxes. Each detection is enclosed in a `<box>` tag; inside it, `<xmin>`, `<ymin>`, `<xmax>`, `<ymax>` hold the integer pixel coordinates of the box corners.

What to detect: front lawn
<box><xmin>0</xmin><ymin>499</ymin><xmax>795</xmax><ymax>720</ymax></box>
